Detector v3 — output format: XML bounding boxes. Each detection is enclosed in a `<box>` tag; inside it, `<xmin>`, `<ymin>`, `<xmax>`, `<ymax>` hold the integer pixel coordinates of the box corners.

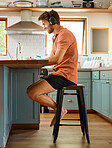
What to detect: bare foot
<box><xmin>50</xmin><ymin>114</ymin><xmax>56</xmax><ymax>127</ymax></box>
<box><xmin>61</xmin><ymin>107</ymin><xmax>68</xmax><ymax>119</ymax></box>
<box><xmin>50</xmin><ymin>107</ymin><xmax>67</xmax><ymax>127</ymax></box>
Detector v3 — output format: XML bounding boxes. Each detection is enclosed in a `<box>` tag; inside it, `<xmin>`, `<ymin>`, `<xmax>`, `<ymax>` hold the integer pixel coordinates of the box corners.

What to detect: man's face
<box><xmin>42</xmin><ymin>20</ymin><xmax>54</xmax><ymax>34</ymax></box>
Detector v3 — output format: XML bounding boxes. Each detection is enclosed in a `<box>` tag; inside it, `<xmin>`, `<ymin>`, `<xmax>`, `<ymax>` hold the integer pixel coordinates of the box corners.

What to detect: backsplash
<box><xmin>0</xmin><ymin>16</ymin><xmax>45</xmax><ymax>60</ymax></box>
<box><xmin>7</xmin><ymin>34</ymin><xmax>45</xmax><ymax>60</ymax></box>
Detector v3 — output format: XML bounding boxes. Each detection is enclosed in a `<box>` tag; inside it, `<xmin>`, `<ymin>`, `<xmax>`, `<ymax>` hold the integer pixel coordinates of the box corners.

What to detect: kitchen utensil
<box><xmin>0</xmin><ymin>1</ymin><xmax>11</xmax><ymax>7</ymax></box>
<box><xmin>94</xmin><ymin>2</ymin><xmax>103</xmax><ymax>8</ymax></box>
<box><xmin>36</xmin><ymin>0</ymin><xmax>48</xmax><ymax>7</ymax></box>
<box><xmin>50</xmin><ymin>1</ymin><xmax>62</xmax><ymax>7</ymax></box>
<box><xmin>13</xmin><ymin>0</ymin><xmax>33</xmax><ymax>7</ymax></box>
<box><xmin>72</xmin><ymin>1</ymin><xmax>82</xmax><ymax>8</ymax></box>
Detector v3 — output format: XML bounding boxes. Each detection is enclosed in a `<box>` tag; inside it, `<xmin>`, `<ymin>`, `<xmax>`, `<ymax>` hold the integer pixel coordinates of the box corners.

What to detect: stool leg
<box><xmin>53</xmin><ymin>89</ymin><xmax>60</xmax><ymax>136</ymax></box>
<box><xmin>77</xmin><ymin>90</ymin><xmax>85</xmax><ymax>136</ymax></box>
<box><xmin>53</xmin><ymin>88</ymin><xmax>64</xmax><ymax>136</ymax></box>
<box><xmin>78</xmin><ymin>87</ymin><xmax>90</xmax><ymax>144</ymax></box>
<box><xmin>53</xmin><ymin>88</ymin><xmax>64</xmax><ymax>143</ymax></box>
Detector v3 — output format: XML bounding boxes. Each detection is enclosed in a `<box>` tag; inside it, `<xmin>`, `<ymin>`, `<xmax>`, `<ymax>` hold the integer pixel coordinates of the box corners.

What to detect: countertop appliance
<box><xmin>83</xmin><ymin>0</ymin><xmax>94</xmax><ymax>8</ymax></box>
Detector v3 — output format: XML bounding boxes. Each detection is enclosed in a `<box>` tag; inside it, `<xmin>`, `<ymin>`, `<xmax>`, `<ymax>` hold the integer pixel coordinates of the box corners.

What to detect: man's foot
<box><xmin>50</xmin><ymin>114</ymin><xmax>56</xmax><ymax>127</ymax></box>
<box><xmin>61</xmin><ymin>107</ymin><xmax>68</xmax><ymax>119</ymax></box>
<box><xmin>50</xmin><ymin>107</ymin><xmax>67</xmax><ymax>127</ymax></box>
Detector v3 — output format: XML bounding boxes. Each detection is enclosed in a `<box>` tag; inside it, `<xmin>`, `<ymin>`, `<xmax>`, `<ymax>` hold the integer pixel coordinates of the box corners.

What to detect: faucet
<box><xmin>16</xmin><ymin>42</ymin><xmax>21</xmax><ymax>60</ymax></box>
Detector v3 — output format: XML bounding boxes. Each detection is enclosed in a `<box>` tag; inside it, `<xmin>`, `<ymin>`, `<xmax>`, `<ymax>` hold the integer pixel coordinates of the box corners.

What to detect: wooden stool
<box><xmin>53</xmin><ymin>84</ymin><xmax>90</xmax><ymax>143</ymax></box>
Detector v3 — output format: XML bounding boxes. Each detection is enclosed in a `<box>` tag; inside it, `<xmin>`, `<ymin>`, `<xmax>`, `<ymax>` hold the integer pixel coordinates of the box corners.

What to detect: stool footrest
<box><xmin>64</xmin><ymin>93</ymin><xmax>78</xmax><ymax>95</ymax></box>
<box><xmin>62</xmin><ymin>119</ymin><xmax>80</xmax><ymax>121</ymax></box>
<box><xmin>59</xmin><ymin>124</ymin><xmax>81</xmax><ymax>126</ymax></box>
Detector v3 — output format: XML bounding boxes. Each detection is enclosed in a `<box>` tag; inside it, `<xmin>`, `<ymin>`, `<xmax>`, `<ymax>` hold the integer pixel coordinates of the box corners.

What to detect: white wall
<box><xmin>0</xmin><ymin>0</ymin><xmax>112</xmax><ymax>62</ymax></box>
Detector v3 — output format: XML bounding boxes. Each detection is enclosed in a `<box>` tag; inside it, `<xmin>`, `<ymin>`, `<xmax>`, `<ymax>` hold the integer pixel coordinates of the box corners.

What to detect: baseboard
<box><xmin>11</xmin><ymin>123</ymin><xmax>39</xmax><ymax>130</ymax></box>
<box><xmin>96</xmin><ymin>112</ymin><xmax>112</xmax><ymax>124</ymax></box>
<box><xmin>49</xmin><ymin>109</ymin><xmax>95</xmax><ymax>114</ymax></box>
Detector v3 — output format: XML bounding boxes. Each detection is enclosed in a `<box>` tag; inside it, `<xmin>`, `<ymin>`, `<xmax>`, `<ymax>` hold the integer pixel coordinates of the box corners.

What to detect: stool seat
<box><xmin>53</xmin><ymin>84</ymin><xmax>90</xmax><ymax>144</ymax></box>
<box><xmin>63</xmin><ymin>84</ymin><xmax>85</xmax><ymax>90</ymax></box>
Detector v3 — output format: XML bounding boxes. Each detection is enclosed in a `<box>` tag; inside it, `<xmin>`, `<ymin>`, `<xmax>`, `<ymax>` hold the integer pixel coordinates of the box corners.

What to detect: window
<box><xmin>46</xmin><ymin>18</ymin><xmax>87</xmax><ymax>56</ymax></box>
<box><xmin>0</xmin><ymin>18</ymin><xmax>7</xmax><ymax>55</ymax></box>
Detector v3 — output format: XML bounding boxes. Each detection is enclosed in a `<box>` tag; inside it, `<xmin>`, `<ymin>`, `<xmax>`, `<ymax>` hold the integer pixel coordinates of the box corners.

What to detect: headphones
<box><xmin>48</xmin><ymin>11</ymin><xmax>57</xmax><ymax>25</ymax></box>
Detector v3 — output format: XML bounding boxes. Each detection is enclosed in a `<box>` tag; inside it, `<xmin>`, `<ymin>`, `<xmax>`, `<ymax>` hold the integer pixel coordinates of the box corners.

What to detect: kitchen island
<box><xmin>0</xmin><ymin>60</ymin><xmax>48</xmax><ymax>147</ymax></box>
<box><xmin>0</xmin><ymin>60</ymin><xmax>112</xmax><ymax>147</ymax></box>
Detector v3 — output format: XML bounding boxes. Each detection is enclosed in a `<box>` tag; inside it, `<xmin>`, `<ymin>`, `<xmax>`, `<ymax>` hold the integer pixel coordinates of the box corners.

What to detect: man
<box><xmin>27</xmin><ymin>10</ymin><xmax>78</xmax><ymax>127</ymax></box>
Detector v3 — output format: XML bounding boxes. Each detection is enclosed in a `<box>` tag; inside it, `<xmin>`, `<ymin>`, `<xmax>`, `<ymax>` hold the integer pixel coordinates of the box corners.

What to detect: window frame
<box><xmin>60</xmin><ymin>18</ymin><xmax>87</xmax><ymax>55</ymax></box>
<box><xmin>0</xmin><ymin>18</ymin><xmax>7</xmax><ymax>55</ymax></box>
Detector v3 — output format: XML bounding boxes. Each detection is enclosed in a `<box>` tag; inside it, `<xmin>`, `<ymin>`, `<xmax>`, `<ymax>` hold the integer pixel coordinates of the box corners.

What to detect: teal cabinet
<box><xmin>92</xmin><ymin>80</ymin><xmax>101</xmax><ymax>112</ymax></box>
<box><xmin>92</xmin><ymin>71</ymin><xmax>100</xmax><ymax>80</ymax></box>
<box><xmin>92</xmin><ymin>71</ymin><xmax>112</xmax><ymax>120</ymax></box>
<box><xmin>48</xmin><ymin>71</ymin><xmax>92</xmax><ymax>110</ymax></box>
<box><xmin>0</xmin><ymin>66</ymin><xmax>12</xmax><ymax>147</ymax></box>
<box><xmin>11</xmin><ymin>69</ymin><xmax>40</xmax><ymax>124</ymax></box>
<box><xmin>78</xmin><ymin>79</ymin><xmax>91</xmax><ymax>109</ymax></box>
<box><xmin>100</xmin><ymin>80</ymin><xmax>110</xmax><ymax>116</ymax></box>
<box><xmin>0</xmin><ymin>66</ymin><xmax>41</xmax><ymax>147</ymax></box>
<box><xmin>109</xmin><ymin>81</ymin><xmax>112</xmax><ymax>119</ymax></box>
<box><xmin>78</xmin><ymin>72</ymin><xmax>91</xmax><ymax>109</ymax></box>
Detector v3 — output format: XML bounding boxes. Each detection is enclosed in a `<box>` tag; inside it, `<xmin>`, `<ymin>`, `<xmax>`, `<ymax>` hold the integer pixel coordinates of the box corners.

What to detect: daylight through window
<box><xmin>0</xmin><ymin>18</ymin><xmax>7</xmax><ymax>55</ymax></box>
<box><xmin>46</xmin><ymin>18</ymin><xmax>87</xmax><ymax>56</ymax></box>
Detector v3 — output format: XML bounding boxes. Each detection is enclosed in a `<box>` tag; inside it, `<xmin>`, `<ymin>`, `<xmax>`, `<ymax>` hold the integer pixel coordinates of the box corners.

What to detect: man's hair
<box><xmin>38</xmin><ymin>10</ymin><xmax>60</xmax><ymax>25</ymax></box>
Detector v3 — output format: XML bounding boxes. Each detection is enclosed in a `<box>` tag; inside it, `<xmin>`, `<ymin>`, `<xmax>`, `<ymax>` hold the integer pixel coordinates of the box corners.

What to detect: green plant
<box><xmin>0</xmin><ymin>21</ymin><xmax>6</xmax><ymax>54</ymax></box>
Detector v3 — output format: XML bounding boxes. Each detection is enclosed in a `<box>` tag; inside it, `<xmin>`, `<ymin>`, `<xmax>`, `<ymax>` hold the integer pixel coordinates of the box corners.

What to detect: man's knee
<box><xmin>27</xmin><ymin>86</ymin><xmax>40</xmax><ymax>101</ymax></box>
<box><xmin>27</xmin><ymin>86</ymin><xmax>34</xmax><ymax>99</ymax></box>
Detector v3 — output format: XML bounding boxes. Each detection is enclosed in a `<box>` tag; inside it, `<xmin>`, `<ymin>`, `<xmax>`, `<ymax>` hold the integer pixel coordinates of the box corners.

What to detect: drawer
<box><xmin>100</xmin><ymin>71</ymin><xmax>109</xmax><ymax>80</ymax></box>
<box><xmin>63</xmin><ymin>91</ymin><xmax>78</xmax><ymax>110</ymax></box>
<box><xmin>92</xmin><ymin>71</ymin><xmax>100</xmax><ymax>80</ymax></box>
<box><xmin>78</xmin><ymin>72</ymin><xmax>91</xmax><ymax>79</ymax></box>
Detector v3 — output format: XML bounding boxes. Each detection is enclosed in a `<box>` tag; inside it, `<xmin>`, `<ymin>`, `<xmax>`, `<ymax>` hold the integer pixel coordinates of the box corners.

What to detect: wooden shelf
<box><xmin>0</xmin><ymin>7</ymin><xmax>112</xmax><ymax>13</ymax></box>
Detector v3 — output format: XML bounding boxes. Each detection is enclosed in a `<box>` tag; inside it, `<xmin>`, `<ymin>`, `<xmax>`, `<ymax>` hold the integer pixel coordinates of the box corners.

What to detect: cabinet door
<box><xmin>92</xmin><ymin>80</ymin><xmax>101</xmax><ymax>112</ymax></box>
<box><xmin>101</xmin><ymin>80</ymin><xmax>109</xmax><ymax>116</ymax></box>
<box><xmin>4</xmin><ymin>67</ymin><xmax>12</xmax><ymax>145</ymax></box>
<box><xmin>0</xmin><ymin>66</ymin><xmax>12</xmax><ymax>147</ymax></box>
<box><xmin>0</xmin><ymin>66</ymin><xmax>4</xmax><ymax>147</ymax></box>
<box><xmin>78</xmin><ymin>80</ymin><xmax>91</xmax><ymax>109</ymax></box>
<box><xmin>12</xmin><ymin>69</ymin><xmax>40</xmax><ymax>124</ymax></box>
<box><xmin>109</xmin><ymin>81</ymin><xmax>112</xmax><ymax>119</ymax></box>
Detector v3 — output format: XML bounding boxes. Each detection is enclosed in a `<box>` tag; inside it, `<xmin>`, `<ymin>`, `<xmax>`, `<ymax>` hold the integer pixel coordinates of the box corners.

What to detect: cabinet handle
<box><xmin>94</xmin><ymin>74</ymin><xmax>96</xmax><ymax>77</ymax></box>
<box><xmin>33</xmin><ymin>101</ymin><xmax>35</xmax><ymax>119</ymax></box>
<box><xmin>106</xmin><ymin>81</ymin><xmax>109</xmax><ymax>84</ymax></box>
<box><xmin>103</xmin><ymin>74</ymin><xmax>105</xmax><ymax>77</ymax></box>
<box><xmin>67</xmin><ymin>99</ymin><xmax>72</xmax><ymax>102</ymax></box>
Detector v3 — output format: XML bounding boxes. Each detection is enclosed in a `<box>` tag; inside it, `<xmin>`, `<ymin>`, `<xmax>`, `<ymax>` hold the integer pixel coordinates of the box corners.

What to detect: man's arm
<box><xmin>47</xmin><ymin>48</ymin><xmax>66</xmax><ymax>65</ymax></box>
<box><xmin>28</xmin><ymin>48</ymin><xmax>66</xmax><ymax>66</ymax></box>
